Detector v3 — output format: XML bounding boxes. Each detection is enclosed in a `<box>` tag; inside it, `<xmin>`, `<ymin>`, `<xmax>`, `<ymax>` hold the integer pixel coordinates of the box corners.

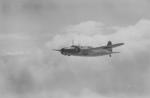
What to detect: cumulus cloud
<box><xmin>0</xmin><ymin>19</ymin><xmax>150</xmax><ymax>98</ymax></box>
<box><xmin>47</xmin><ymin>19</ymin><xmax>150</xmax><ymax>96</ymax></box>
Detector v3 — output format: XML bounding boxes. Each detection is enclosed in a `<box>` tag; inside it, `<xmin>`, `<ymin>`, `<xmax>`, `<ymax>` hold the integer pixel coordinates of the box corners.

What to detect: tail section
<box><xmin>96</xmin><ymin>41</ymin><xmax>124</xmax><ymax>57</ymax></box>
<box><xmin>106</xmin><ymin>41</ymin><xmax>123</xmax><ymax>57</ymax></box>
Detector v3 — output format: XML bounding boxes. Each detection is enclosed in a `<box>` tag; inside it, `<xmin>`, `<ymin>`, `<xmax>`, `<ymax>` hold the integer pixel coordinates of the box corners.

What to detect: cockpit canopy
<box><xmin>62</xmin><ymin>45</ymin><xmax>80</xmax><ymax>53</ymax></box>
<box><xmin>64</xmin><ymin>46</ymin><xmax>77</xmax><ymax>49</ymax></box>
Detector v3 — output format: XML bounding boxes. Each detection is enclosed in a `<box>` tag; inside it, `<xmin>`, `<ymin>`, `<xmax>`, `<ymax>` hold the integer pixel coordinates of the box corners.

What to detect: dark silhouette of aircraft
<box><xmin>53</xmin><ymin>41</ymin><xmax>124</xmax><ymax>57</ymax></box>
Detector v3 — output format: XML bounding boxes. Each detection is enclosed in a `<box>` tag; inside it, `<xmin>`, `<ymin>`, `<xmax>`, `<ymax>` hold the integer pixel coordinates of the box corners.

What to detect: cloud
<box><xmin>49</xmin><ymin>19</ymin><xmax>150</xmax><ymax>54</ymax></box>
<box><xmin>0</xmin><ymin>0</ymin><xmax>58</xmax><ymax>14</ymax></box>
<box><xmin>47</xmin><ymin>19</ymin><xmax>150</xmax><ymax>95</ymax></box>
<box><xmin>1</xmin><ymin>19</ymin><xmax>150</xmax><ymax>98</ymax></box>
<box><xmin>47</xmin><ymin>21</ymin><xmax>115</xmax><ymax>49</ymax></box>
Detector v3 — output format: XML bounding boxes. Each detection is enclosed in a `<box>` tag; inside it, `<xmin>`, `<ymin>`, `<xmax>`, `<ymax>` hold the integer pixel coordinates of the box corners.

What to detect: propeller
<box><xmin>53</xmin><ymin>48</ymin><xmax>66</xmax><ymax>55</ymax></box>
<box><xmin>52</xmin><ymin>49</ymin><xmax>61</xmax><ymax>51</ymax></box>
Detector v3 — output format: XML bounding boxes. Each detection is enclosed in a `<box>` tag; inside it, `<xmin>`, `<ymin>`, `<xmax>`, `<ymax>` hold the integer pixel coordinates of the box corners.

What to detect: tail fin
<box><xmin>109</xmin><ymin>52</ymin><xmax>120</xmax><ymax>57</ymax></box>
<box><xmin>107</xmin><ymin>41</ymin><xmax>112</xmax><ymax>46</ymax></box>
<box><xmin>107</xmin><ymin>41</ymin><xmax>112</xmax><ymax>52</ymax></box>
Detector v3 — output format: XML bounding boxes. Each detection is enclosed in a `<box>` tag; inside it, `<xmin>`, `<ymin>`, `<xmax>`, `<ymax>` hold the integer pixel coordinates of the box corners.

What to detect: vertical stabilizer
<box><xmin>107</xmin><ymin>41</ymin><xmax>112</xmax><ymax>57</ymax></box>
<box><xmin>107</xmin><ymin>41</ymin><xmax>111</xmax><ymax>57</ymax></box>
<box><xmin>107</xmin><ymin>41</ymin><xmax>112</xmax><ymax>46</ymax></box>
<box><xmin>107</xmin><ymin>41</ymin><xmax>112</xmax><ymax>51</ymax></box>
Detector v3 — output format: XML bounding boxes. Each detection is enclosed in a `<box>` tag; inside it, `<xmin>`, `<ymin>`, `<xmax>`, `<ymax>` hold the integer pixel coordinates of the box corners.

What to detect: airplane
<box><xmin>53</xmin><ymin>41</ymin><xmax>124</xmax><ymax>57</ymax></box>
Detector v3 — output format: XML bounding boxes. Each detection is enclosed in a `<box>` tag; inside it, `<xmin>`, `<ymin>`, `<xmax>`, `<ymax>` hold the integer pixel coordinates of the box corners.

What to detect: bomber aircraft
<box><xmin>53</xmin><ymin>41</ymin><xmax>124</xmax><ymax>57</ymax></box>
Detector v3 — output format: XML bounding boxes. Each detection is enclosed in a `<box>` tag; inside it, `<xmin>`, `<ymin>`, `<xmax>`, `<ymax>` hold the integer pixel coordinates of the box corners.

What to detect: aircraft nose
<box><xmin>60</xmin><ymin>48</ymin><xmax>65</xmax><ymax>54</ymax></box>
<box><xmin>61</xmin><ymin>48</ymin><xmax>65</xmax><ymax>52</ymax></box>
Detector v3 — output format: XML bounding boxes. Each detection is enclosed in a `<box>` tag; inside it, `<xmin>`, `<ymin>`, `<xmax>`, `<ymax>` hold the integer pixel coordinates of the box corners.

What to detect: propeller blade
<box><xmin>52</xmin><ymin>49</ymin><xmax>61</xmax><ymax>51</ymax></box>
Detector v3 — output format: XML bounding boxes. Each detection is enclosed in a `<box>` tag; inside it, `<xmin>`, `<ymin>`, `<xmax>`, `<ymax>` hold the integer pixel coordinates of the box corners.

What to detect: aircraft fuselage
<box><xmin>62</xmin><ymin>48</ymin><xmax>112</xmax><ymax>57</ymax></box>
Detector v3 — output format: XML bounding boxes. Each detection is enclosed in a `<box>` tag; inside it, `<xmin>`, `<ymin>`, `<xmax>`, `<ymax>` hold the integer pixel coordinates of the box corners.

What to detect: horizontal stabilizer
<box><xmin>98</xmin><ymin>43</ymin><xmax>124</xmax><ymax>49</ymax></box>
<box><xmin>110</xmin><ymin>43</ymin><xmax>124</xmax><ymax>48</ymax></box>
<box><xmin>112</xmin><ymin>52</ymin><xmax>120</xmax><ymax>54</ymax></box>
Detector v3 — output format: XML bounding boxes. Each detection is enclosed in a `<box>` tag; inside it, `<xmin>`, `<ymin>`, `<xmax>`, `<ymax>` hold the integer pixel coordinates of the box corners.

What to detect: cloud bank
<box><xmin>0</xmin><ymin>19</ymin><xmax>150</xmax><ymax>98</ymax></box>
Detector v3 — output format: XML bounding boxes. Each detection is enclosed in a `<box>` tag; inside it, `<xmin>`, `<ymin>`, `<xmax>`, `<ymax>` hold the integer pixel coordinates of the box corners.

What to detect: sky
<box><xmin>0</xmin><ymin>0</ymin><xmax>150</xmax><ymax>98</ymax></box>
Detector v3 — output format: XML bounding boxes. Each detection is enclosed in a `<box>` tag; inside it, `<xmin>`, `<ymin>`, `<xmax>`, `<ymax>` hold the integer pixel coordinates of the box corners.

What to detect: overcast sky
<box><xmin>0</xmin><ymin>0</ymin><xmax>150</xmax><ymax>98</ymax></box>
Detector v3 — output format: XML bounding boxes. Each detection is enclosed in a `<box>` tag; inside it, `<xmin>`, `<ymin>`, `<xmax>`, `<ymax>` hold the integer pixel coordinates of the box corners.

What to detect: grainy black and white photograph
<box><xmin>0</xmin><ymin>0</ymin><xmax>150</xmax><ymax>98</ymax></box>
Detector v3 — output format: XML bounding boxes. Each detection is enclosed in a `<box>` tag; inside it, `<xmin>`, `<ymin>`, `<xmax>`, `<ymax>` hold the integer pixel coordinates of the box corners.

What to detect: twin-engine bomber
<box><xmin>53</xmin><ymin>41</ymin><xmax>124</xmax><ymax>57</ymax></box>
